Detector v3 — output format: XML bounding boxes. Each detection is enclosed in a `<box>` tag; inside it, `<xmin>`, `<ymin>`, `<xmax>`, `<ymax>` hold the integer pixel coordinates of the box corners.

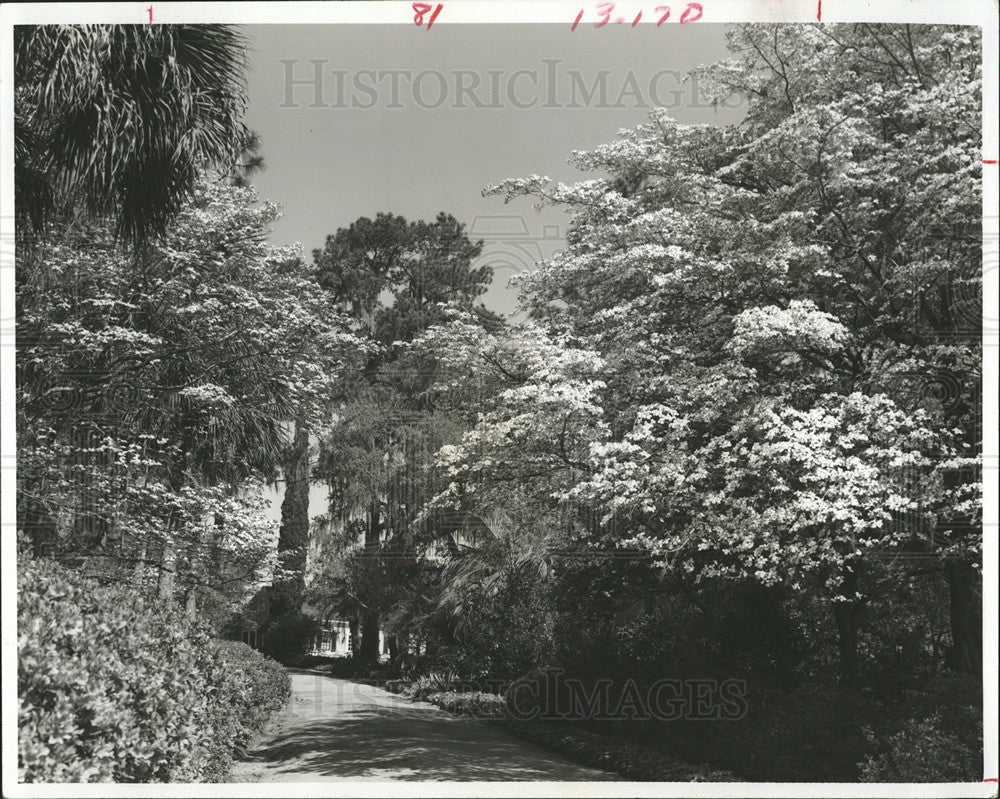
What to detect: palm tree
<box><xmin>436</xmin><ymin>510</ymin><xmax>552</xmax><ymax>637</ymax></box>
<box><xmin>15</xmin><ymin>24</ymin><xmax>250</xmax><ymax>247</ymax></box>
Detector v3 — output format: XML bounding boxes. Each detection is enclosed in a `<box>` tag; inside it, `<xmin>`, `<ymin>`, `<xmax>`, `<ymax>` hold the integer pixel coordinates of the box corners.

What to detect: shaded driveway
<box><xmin>229</xmin><ymin>670</ymin><xmax>616</xmax><ymax>782</ymax></box>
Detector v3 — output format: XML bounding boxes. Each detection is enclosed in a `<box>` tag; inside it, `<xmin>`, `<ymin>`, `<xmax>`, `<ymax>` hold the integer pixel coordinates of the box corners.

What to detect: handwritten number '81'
<box><xmin>413</xmin><ymin>3</ymin><xmax>444</xmax><ymax>29</ymax></box>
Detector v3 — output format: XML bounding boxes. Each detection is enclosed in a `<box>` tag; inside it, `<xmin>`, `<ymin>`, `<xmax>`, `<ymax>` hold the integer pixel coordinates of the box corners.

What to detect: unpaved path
<box><xmin>229</xmin><ymin>669</ymin><xmax>616</xmax><ymax>782</ymax></box>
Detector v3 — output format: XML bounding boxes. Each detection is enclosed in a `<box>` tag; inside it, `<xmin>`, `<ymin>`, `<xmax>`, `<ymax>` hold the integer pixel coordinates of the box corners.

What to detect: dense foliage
<box><xmin>15</xmin><ymin>27</ymin><xmax>320</xmax><ymax>784</ymax></box>
<box><xmin>15</xmin><ymin>24</ymin><xmax>250</xmax><ymax>245</ymax></box>
<box><xmin>18</xmin><ymin>559</ymin><xmax>290</xmax><ymax>782</ymax></box>
<box><xmin>260</xmin><ymin>611</ymin><xmax>321</xmax><ymax>665</ymax></box>
<box><xmin>17</xmin><ymin>180</ymin><xmax>362</xmax><ymax>622</ymax></box>
<box><xmin>306</xmin><ymin>212</ymin><xmax>501</xmax><ymax>666</ymax></box>
<box><xmin>15</xmin><ymin>21</ymin><xmax>986</xmax><ymax>785</ymax></box>
<box><xmin>304</xmin><ymin>23</ymin><xmax>984</xmax><ymax>781</ymax></box>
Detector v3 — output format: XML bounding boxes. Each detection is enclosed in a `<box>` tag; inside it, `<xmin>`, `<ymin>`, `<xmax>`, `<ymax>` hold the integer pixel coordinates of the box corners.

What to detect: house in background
<box><xmin>304</xmin><ymin>605</ymin><xmax>389</xmax><ymax>660</ymax></box>
<box><xmin>307</xmin><ymin>616</ymin><xmax>353</xmax><ymax>657</ymax></box>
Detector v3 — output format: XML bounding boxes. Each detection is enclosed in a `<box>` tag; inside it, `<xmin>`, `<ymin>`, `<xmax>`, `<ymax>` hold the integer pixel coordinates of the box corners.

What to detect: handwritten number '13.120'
<box><xmin>574</xmin><ymin>2</ymin><xmax>703</xmax><ymax>29</ymax></box>
<box><xmin>413</xmin><ymin>3</ymin><xmax>443</xmax><ymax>29</ymax></box>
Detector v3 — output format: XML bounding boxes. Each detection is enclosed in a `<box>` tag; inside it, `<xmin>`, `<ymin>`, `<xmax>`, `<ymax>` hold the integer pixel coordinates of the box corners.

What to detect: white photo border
<box><xmin>1</xmin><ymin>2</ymin><xmax>996</xmax><ymax>798</ymax></box>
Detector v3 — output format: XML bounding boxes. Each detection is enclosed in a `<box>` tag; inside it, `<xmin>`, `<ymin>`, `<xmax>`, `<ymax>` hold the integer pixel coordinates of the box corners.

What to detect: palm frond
<box><xmin>15</xmin><ymin>24</ymin><xmax>249</xmax><ymax>247</ymax></box>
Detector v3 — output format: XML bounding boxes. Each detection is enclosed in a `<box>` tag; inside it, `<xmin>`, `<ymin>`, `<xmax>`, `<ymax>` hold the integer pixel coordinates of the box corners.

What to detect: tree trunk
<box><xmin>158</xmin><ymin>542</ymin><xmax>176</xmax><ymax>602</ymax></box>
<box><xmin>276</xmin><ymin>419</ymin><xmax>310</xmax><ymax>616</ymax></box>
<box><xmin>360</xmin><ymin>611</ymin><xmax>381</xmax><ymax>667</ymax></box>
<box><xmin>388</xmin><ymin>635</ymin><xmax>400</xmax><ymax>675</ymax></box>
<box><xmin>349</xmin><ymin>616</ymin><xmax>361</xmax><ymax>657</ymax></box>
<box><xmin>210</xmin><ymin>513</ymin><xmax>225</xmax><ymax>576</ymax></box>
<box><xmin>945</xmin><ymin>557</ymin><xmax>982</xmax><ymax>676</ymax></box>
<box><xmin>831</xmin><ymin>559</ymin><xmax>864</xmax><ymax>686</ymax></box>
<box><xmin>278</xmin><ymin>419</ymin><xmax>310</xmax><ymax>576</ymax></box>
<box><xmin>160</xmin><ymin>469</ymin><xmax>184</xmax><ymax>605</ymax></box>
<box><xmin>183</xmin><ymin>514</ymin><xmax>206</xmax><ymax>618</ymax></box>
<box><xmin>356</xmin><ymin>494</ymin><xmax>382</xmax><ymax>668</ymax></box>
<box><xmin>928</xmin><ymin>281</ymin><xmax>982</xmax><ymax>675</ymax></box>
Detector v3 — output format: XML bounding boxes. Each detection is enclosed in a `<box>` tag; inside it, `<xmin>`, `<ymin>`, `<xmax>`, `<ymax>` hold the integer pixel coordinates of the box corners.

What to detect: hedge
<box><xmin>17</xmin><ymin>558</ymin><xmax>290</xmax><ymax>782</ymax></box>
<box><xmin>424</xmin><ymin>691</ymin><xmax>506</xmax><ymax>718</ymax></box>
<box><xmin>203</xmin><ymin>640</ymin><xmax>292</xmax><ymax>772</ymax></box>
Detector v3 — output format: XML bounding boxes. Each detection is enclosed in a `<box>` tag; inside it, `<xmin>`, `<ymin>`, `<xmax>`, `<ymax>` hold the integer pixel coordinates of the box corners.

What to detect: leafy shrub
<box><xmin>324</xmin><ymin>655</ymin><xmax>361</xmax><ymax>678</ymax></box>
<box><xmin>205</xmin><ymin>641</ymin><xmax>291</xmax><ymax>772</ymax></box>
<box><xmin>383</xmin><ymin>678</ymin><xmax>410</xmax><ymax>694</ymax></box>
<box><xmin>429</xmin><ymin>567</ymin><xmax>553</xmax><ymax>683</ymax></box>
<box><xmin>18</xmin><ymin>558</ymin><xmax>289</xmax><ymax>782</ymax></box>
<box><xmin>260</xmin><ymin>611</ymin><xmax>319</xmax><ymax>665</ymax></box>
<box><xmin>702</xmin><ymin>682</ymin><xmax>874</xmax><ymax>781</ymax></box>
<box><xmin>409</xmin><ymin>669</ymin><xmax>459</xmax><ymax>700</ymax></box>
<box><xmin>425</xmin><ymin>691</ymin><xmax>506</xmax><ymax>718</ymax></box>
<box><xmin>859</xmin><ymin>713</ymin><xmax>980</xmax><ymax>782</ymax></box>
<box><xmin>859</xmin><ymin>675</ymin><xmax>982</xmax><ymax>782</ymax></box>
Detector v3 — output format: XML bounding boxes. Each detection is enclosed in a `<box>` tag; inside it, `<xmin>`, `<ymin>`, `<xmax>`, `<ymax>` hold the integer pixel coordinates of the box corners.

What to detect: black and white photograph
<box><xmin>1</xmin><ymin>1</ymin><xmax>997</xmax><ymax>795</ymax></box>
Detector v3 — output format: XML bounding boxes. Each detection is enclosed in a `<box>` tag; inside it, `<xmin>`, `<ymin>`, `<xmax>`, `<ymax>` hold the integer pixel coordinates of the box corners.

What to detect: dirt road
<box><xmin>229</xmin><ymin>670</ymin><xmax>616</xmax><ymax>782</ymax></box>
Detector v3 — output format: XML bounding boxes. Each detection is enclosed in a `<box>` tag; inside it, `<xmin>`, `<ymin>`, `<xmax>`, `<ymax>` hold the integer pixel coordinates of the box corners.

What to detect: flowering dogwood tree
<box><xmin>17</xmin><ymin>181</ymin><xmax>364</xmax><ymax>617</ymax></box>
<box><xmin>431</xmin><ymin>23</ymin><xmax>982</xmax><ymax>681</ymax></box>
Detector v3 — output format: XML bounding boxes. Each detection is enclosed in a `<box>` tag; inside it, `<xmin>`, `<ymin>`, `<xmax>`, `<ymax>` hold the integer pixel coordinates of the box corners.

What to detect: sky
<box><xmin>241</xmin><ymin>23</ymin><xmax>744</xmax><ymax>316</ymax></box>
<box><xmin>240</xmin><ymin>23</ymin><xmax>744</xmax><ymax>518</ymax></box>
